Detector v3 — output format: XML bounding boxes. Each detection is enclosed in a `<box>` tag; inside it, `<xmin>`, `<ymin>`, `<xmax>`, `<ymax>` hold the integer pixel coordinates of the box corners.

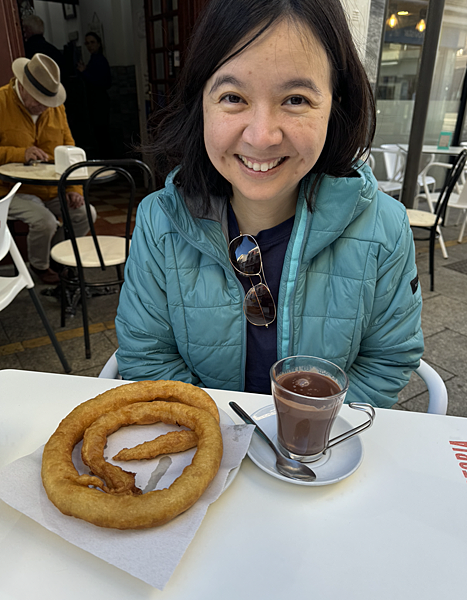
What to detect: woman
<box><xmin>115</xmin><ymin>0</ymin><xmax>423</xmax><ymax>408</ymax></box>
<box><xmin>77</xmin><ymin>32</ymin><xmax>112</xmax><ymax>157</ymax></box>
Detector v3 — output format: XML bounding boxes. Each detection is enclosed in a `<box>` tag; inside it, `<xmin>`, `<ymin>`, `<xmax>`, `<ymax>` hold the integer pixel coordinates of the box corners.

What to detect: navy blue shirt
<box><xmin>228</xmin><ymin>205</ymin><xmax>294</xmax><ymax>394</ymax></box>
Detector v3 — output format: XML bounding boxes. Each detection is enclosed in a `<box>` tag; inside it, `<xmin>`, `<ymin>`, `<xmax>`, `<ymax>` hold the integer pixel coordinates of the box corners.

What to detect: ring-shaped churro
<box><xmin>41</xmin><ymin>381</ymin><xmax>223</xmax><ymax>529</ymax></box>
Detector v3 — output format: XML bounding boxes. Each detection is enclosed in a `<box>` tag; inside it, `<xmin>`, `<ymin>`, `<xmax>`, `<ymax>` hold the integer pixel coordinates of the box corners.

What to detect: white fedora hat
<box><xmin>12</xmin><ymin>53</ymin><xmax>66</xmax><ymax>107</ymax></box>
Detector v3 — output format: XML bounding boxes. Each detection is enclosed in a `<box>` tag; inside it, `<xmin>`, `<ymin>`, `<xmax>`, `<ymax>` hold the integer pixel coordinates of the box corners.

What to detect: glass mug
<box><xmin>270</xmin><ymin>356</ymin><xmax>375</xmax><ymax>463</ymax></box>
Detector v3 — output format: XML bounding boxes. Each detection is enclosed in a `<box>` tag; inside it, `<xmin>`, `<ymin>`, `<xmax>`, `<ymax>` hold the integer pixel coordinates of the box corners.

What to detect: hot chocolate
<box><xmin>274</xmin><ymin>371</ymin><xmax>342</xmax><ymax>456</ymax></box>
<box><xmin>278</xmin><ymin>371</ymin><xmax>341</xmax><ymax>398</ymax></box>
<box><xmin>271</xmin><ymin>357</ymin><xmax>373</xmax><ymax>464</ymax></box>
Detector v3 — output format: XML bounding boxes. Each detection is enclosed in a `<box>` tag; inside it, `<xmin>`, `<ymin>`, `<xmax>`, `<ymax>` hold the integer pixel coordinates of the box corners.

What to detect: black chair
<box><xmin>406</xmin><ymin>149</ymin><xmax>467</xmax><ymax>291</ymax></box>
<box><xmin>51</xmin><ymin>159</ymin><xmax>154</xmax><ymax>358</ymax></box>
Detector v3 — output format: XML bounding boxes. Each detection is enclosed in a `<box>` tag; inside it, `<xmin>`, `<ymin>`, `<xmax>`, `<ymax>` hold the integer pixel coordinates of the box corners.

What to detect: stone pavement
<box><xmin>395</xmin><ymin>218</ymin><xmax>467</xmax><ymax>417</ymax></box>
<box><xmin>0</xmin><ymin>209</ymin><xmax>466</xmax><ymax>417</ymax></box>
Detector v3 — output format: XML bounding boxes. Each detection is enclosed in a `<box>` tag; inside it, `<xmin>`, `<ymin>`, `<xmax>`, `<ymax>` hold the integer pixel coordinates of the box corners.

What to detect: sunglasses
<box><xmin>229</xmin><ymin>234</ymin><xmax>276</xmax><ymax>327</ymax></box>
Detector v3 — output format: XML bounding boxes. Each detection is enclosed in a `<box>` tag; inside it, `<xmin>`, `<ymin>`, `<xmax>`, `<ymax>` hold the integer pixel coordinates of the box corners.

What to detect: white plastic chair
<box><xmin>381</xmin><ymin>144</ymin><xmax>436</xmax><ymax>191</ymax></box>
<box><xmin>381</xmin><ymin>144</ymin><xmax>406</xmax><ymax>183</ymax></box>
<box><xmin>97</xmin><ymin>353</ymin><xmax>448</xmax><ymax>415</ymax></box>
<box><xmin>415</xmin><ymin>359</ymin><xmax>448</xmax><ymax>415</ymax></box>
<box><xmin>414</xmin><ymin>158</ymin><xmax>467</xmax><ymax>253</ymax></box>
<box><xmin>444</xmin><ymin>177</ymin><xmax>467</xmax><ymax>243</ymax></box>
<box><xmin>371</xmin><ymin>147</ymin><xmax>404</xmax><ymax>196</ymax></box>
<box><xmin>413</xmin><ymin>161</ymin><xmax>453</xmax><ymax>259</ymax></box>
<box><xmin>0</xmin><ymin>183</ymin><xmax>71</xmax><ymax>373</ymax></box>
<box><xmin>99</xmin><ymin>349</ymin><xmax>121</xmax><ymax>379</ymax></box>
<box><xmin>373</xmin><ymin>145</ymin><xmax>435</xmax><ymax>198</ymax></box>
<box><xmin>407</xmin><ymin>149</ymin><xmax>467</xmax><ymax>290</ymax></box>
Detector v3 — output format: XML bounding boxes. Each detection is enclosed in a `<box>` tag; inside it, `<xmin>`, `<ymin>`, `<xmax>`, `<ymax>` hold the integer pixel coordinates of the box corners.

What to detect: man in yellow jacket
<box><xmin>0</xmin><ymin>53</ymin><xmax>96</xmax><ymax>284</ymax></box>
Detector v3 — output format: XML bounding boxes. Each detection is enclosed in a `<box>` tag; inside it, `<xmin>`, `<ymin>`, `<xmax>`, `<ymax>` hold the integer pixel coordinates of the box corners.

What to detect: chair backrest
<box><xmin>98</xmin><ymin>350</ymin><xmax>121</xmax><ymax>379</ymax></box>
<box><xmin>450</xmin><ymin>171</ymin><xmax>467</xmax><ymax>208</ymax></box>
<box><xmin>58</xmin><ymin>159</ymin><xmax>155</xmax><ymax>272</ymax></box>
<box><xmin>381</xmin><ymin>144</ymin><xmax>406</xmax><ymax>182</ymax></box>
<box><xmin>418</xmin><ymin>161</ymin><xmax>452</xmax><ymax>212</ymax></box>
<box><xmin>433</xmin><ymin>149</ymin><xmax>467</xmax><ymax>227</ymax></box>
<box><xmin>415</xmin><ymin>359</ymin><xmax>448</xmax><ymax>415</ymax></box>
<box><xmin>0</xmin><ymin>182</ymin><xmax>22</xmax><ymax>261</ymax></box>
<box><xmin>0</xmin><ymin>182</ymin><xmax>36</xmax><ymax>311</ymax></box>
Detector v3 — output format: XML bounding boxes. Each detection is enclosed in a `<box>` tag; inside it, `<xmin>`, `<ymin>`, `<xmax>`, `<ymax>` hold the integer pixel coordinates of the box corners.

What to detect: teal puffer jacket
<box><xmin>115</xmin><ymin>163</ymin><xmax>423</xmax><ymax>408</ymax></box>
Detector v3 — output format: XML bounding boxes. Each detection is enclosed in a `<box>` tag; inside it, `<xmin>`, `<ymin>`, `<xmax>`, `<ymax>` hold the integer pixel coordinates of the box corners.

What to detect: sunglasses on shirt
<box><xmin>228</xmin><ymin>234</ymin><xmax>276</xmax><ymax>327</ymax></box>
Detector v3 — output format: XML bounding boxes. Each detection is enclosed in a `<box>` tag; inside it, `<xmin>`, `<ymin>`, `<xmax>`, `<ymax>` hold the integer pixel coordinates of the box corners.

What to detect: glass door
<box><xmin>375</xmin><ymin>1</ymin><xmax>467</xmax><ymax>147</ymax></box>
<box><xmin>375</xmin><ymin>1</ymin><xmax>427</xmax><ymax>146</ymax></box>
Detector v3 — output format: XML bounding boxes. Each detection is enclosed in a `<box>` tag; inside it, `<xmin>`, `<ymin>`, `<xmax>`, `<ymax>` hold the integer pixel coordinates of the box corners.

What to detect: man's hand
<box><xmin>66</xmin><ymin>192</ymin><xmax>85</xmax><ymax>209</ymax></box>
<box><xmin>24</xmin><ymin>146</ymin><xmax>49</xmax><ymax>163</ymax></box>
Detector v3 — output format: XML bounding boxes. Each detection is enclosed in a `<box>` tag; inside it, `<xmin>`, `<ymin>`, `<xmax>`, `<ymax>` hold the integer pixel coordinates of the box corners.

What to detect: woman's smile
<box><xmin>237</xmin><ymin>155</ymin><xmax>287</xmax><ymax>172</ymax></box>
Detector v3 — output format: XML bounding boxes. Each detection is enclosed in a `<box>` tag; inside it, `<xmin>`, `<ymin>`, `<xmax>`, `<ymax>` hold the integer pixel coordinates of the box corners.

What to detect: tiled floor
<box><xmin>395</xmin><ymin>211</ymin><xmax>467</xmax><ymax>417</ymax></box>
<box><xmin>0</xmin><ymin>178</ymin><xmax>147</xmax><ymax>376</ymax></box>
<box><xmin>1</xmin><ymin>192</ymin><xmax>466</xmax><ymax>418</ymax></box>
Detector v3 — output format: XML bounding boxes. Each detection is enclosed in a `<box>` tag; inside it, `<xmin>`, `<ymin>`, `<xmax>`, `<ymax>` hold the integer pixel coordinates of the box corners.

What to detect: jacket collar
<box><xmin>157</xmin><ymin>161</ymin><xmax>378</xmax><ymax>263</ymax></box>
<box><xmin>298</xmin><ymin>160</ymin><xmax>377</xmax><ymax>262</ymax></box>
<box><xmin>157</xmin><ymin>170</ymin><xmax>231</xmax><ymax>265</ymax></box>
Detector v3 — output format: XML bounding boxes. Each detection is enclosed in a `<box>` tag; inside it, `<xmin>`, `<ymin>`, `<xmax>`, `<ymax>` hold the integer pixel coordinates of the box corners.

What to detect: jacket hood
<box><xmin>156</xmin><ymin>160</ymin><xmax>379</xmax><ymax>264</ymax></box>
<box><xmin>299</xmin><ymin>160</ymin><xmax>378</xmax><ymax>263</ymax></box>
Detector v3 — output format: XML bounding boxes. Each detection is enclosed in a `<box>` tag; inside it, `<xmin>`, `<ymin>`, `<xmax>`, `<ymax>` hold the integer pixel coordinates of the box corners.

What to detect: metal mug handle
<box><xmin>325</xmin><ymin>403</ymin><xmax>375</xmax><ymax>452</ymax></box>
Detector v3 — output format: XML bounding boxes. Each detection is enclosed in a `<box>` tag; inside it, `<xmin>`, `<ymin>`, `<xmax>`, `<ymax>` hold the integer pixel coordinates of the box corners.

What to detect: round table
<box><xmin>0</xmin><ymin>162</ymin><xmax>117</xmax><ymax>313</ymax></box>
<box><xmin>0</xmin><ymin>162</ymin><xmax>114</xmax><ymax>186</ymax></box>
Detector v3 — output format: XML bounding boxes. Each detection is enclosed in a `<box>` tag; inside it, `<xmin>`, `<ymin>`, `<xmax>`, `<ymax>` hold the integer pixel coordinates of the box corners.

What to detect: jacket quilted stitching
<box><xmin>116</xmin><ymin>162</ymin><xmax>423</xmax><ymax>408</ymax></box>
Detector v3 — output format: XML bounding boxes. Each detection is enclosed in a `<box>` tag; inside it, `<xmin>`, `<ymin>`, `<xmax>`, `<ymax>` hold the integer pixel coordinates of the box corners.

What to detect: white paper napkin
<box><xmin>0</xmin><ymin>419</ymin><xmax>254</xmax><ymax>589</ymax></box>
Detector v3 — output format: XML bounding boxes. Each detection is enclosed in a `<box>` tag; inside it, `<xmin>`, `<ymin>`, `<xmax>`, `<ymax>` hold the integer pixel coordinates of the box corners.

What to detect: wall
<box><xmin>33</xmin><ymin>0</ymin><xmax>135</xmax><ymax>66</ymax></box>
<box><xmin>31</xmin><ymin>0</ymin><xmax>145</xmax><ymax>157</ymax></box>
<box><xmin>362</xmin><ymin>0</ymin><xmax>387</xmax><ymax>91</ymax></box>
<box><xmin>341</xmin><ymin>0</ymin><xmax>371</xmax><ymax>58</ymax></box>
<box><xmin>34</xmin><ymin>0</ymin><xmax>375</xmax><ymax>69</ymax></box>
<box><xmin>33</xmin><ymin>0</ymin><xmax>79</xmax><ymax>52</ymax></box>
<box><xmin>78</xmin><ymin>0</ymin><xmax>135</xmax><ymax>66</ymax></box>
<box><xmin>341</xmin><ymin>0</ymin><xmax>385</xmax><ymax>91</ymax></box>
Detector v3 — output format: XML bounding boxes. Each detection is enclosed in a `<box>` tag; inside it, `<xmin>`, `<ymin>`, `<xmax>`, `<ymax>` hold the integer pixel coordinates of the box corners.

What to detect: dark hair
<box><xmin>85</xmin><ymin>31</ymin><xmax>103</xmax><ymax>54</ymax></box>
<box><xmin>150</xmin><ymin>0</ymin><xmax>375</xmax><ymax>212</ymax></box>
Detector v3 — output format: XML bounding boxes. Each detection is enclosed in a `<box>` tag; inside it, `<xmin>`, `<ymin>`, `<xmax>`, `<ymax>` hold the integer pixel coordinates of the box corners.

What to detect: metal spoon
<box><xmin>229</xmin><ymin>401</ymin><xmax>316</xmax><ymax>482</ymax></box>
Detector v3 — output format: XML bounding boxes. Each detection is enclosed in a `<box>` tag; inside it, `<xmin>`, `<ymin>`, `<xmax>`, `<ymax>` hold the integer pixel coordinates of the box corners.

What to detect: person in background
<box><xmin>77</xmin><ymin>32</ymin><xmax>112</xmax><ymax>158</ymax></box>
<box><xmin>0</xmin><ymin>54</ymin><xmax>96</xmax><ymax>285</ymax></box>
<box><xmin>115</xmin><ymin>0</ymin><xmax>423</xmax><ymax>408</ymax></box>
<box><xmin>22</xmin><ymin>14</ymin><xmax>65</xmax><ymax>76</ymax></box>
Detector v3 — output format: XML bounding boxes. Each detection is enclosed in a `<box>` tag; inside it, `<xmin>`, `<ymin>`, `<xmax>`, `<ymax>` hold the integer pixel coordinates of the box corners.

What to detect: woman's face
<box><xmin>85</xmin><ymin>36</ymin><xmax>100</xmax><ymax>54</ymax></box>
<box><xmin>203</xmin><ymin>20</ymin><xmax>333</xmax><ymax>210</ymax></box>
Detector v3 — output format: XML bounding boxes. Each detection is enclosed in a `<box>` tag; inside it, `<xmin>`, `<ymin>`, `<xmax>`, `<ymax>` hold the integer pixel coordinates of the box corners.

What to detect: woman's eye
<box><xmin>222</xmin><ymin>94</ymin><xmax>243</xmax><ymax>104</ymax></box>
<box><xmin>285</xmin><ymin>96</ymin><xmax>308</xmax><ymax>106</ymax></box>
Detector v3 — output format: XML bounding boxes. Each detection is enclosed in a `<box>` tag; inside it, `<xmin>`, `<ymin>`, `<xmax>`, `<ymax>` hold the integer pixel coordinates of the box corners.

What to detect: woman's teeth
<box><xmin>238</xmin><ymin>155</ymin><xmax>284</xmax><ymax>172</ymax></box>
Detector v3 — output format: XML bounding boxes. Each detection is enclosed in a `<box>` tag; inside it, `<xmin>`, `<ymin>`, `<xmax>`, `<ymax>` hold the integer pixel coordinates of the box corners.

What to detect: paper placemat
<box><xmin>0</xmin><ymin>419</ymin><xmax>254</xmax><ymax>589</ymax></box>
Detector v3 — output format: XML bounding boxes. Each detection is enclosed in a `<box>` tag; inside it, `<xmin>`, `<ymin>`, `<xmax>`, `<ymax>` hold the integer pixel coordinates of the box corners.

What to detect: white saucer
<box><xmin>247</xmin><ymin>404</ymin><xmax>364</xmax><ymax>486</ymax></box>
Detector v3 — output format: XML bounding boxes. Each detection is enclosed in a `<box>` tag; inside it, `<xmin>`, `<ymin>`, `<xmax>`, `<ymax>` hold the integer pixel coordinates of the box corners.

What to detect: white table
<box><xmin>1</xmin><ymin>369</ymin><xmax>466</xmax><ymax>599</ymax></box>
<box><xmin>397</xmin><ymin>144</ymin><xmax>465</xmax><ymax>155</ymax></box>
